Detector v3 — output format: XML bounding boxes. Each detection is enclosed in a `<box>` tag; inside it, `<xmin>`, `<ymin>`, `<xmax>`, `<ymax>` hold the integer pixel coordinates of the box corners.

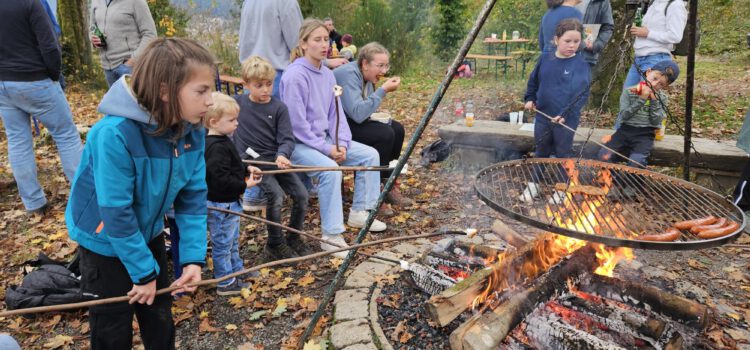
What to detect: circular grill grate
<box><xmin>474</xmin><ymin>158</ymin><xmax>746</xmax><ymax>250</ymax></box>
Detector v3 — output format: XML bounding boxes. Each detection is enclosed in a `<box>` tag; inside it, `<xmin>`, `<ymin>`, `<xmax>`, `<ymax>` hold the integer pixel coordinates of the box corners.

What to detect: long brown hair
<box><xmin>357</xmin><ymin>42</ymin><xmax>389</xmax><ymax>71</ymax></box>
<box><xmin>290</xmin><ymin>18</ymin><xmax>328</xmax><ymax>62</ymax></box>
<box><xmin>130</xmin><ymin>38</ymin><xmax>216</xmax><ymax>137</ymax></box>
<box><xmin>555</xmin><ymin>18</ymin><xmax>583</xmax><ymax>38</ymax></box>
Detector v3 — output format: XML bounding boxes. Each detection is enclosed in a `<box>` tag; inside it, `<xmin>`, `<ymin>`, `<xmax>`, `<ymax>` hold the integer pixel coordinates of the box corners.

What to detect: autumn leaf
<box><xmin>273</xmin><ymin>298</ymin><xmax>288</xmax><ymax>317</ymax></box>
<box><xmin>297</xmin><ymin>273</ymin><xmax>316</xmax><ymax>287</ymax></box>
<box><xmin>391</xmin><ymin>320</ymin><xmax>407</xmax><ymax>342</ymax></box>
<box><xmin>199</xmin><ymin>318</ymin><xmax>220</xmax><ymax>333</ymax></box>
<box><xmin>241</xmin><ymin>287</ymin><xmax>252</xmax><ymax>299</ymax></box>
<box><xmin>299</xmin><ymin>297</ymin><xmax>318</xmax><ymax>311</ymax></box>
<box><xmin>248</xmin><ymin>310</ymin><xmax>268</xmax><ymax>321</ymax></box>
<box><xmin>272</xmin><ymin>277</ymin><xmax>293</xmax><ymax>290</ymax></box>
<box><xmin>43</xmin><ymin>335</ymin><xmax>73</xmax><ymax>349</ymax></box>
<box><xmin>329</xmin><ymin>257</ymin><xmax>343</xmax><ymax>268</ymax></box>
<box><xmin>375</xmin><ymin>274</ymin><xmax>400</xmax><ymax>285</ymax></box>
<box><xmin>225</xmin><ymin>324</ymin><xmax>238</xmax><ymax>331</ymax></box>
<box><xmin>199</xmin><ymin>310</ymin><xmax>209</xmax><ymax>319</ymax></box>
<box><xmin>302</xmin><ymin>339</ymin><xmax>325</xmax><ymax>350</ymax></box>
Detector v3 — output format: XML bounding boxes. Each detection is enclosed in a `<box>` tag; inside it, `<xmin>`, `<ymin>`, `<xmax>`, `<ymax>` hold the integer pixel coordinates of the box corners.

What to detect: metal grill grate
<box><xmin>474</xmin><ymin>159</ymin><xmax>746</xmax><ymax>250</ymax></box>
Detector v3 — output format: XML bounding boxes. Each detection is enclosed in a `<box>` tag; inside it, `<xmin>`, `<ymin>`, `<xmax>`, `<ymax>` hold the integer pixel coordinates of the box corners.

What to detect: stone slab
<box><xmin>354</xmin><ymin>261</ymin><xmax>394</xmax><ymax>276</ymax></box>
<box><xmin>335</xmin><ymin>300</ymin><xmax>370</xmax><ymax>321</ymax></box>
<box><xmin>369</xmin><ymin>288</ymin><xmax>395</xmax><ymax>350</ymax></box>
<box><xmin>335</xmin><ymin>288</ymin><xmax>370</xmax><ymax>304</ymax></box>
<box><xmin>374</xmin><ymin>250</ymin><xmax>404</xmax><ymax>262</ymax></box>
<box><xmin>330</xmin><ymin>319</ymin><xmax>372</xmax><ymax>349</ymax></box>
<box><xmin>439</xmin><ymin>120</ymin><xmax>747</xmax><ymax>172</ymax></box>
<box><xmin>391</xmin><ymin>243</ymin><xmax>422</xmax><ymax>258</ymax></box>
<box><xmin>342</xmin><ymin>343</ymin><xmax>378</xmax><ymax>350</ymax></box>
<box><xmin>344</xmin><ymin>271</ymin><xmax>375</xmax><ymax>289</ymax></box>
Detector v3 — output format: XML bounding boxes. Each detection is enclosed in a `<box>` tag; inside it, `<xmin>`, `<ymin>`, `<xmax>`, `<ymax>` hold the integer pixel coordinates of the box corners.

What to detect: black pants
<box><xmin>599</xmin><ymin>124</ymin><xmax>656</xmax><ymax>168</ymax></box>
<box><xmin>733</xmin><ymin>159</ymin><xmax>750</xmax><ymax>211</ymax></box>
<box><xmin>259</xmin><ymin>172</ymin><xmax>309</xmax><ymax>246</ymax></box>
<box><xmin>79</xmin><ymin>235</ymin><xmax>175</xmax><ymax>350</ymax></box>
<box><xmin>348</xmin><ymin>118</ymin><xmax>405</xmax><ymax>179</ymax></box>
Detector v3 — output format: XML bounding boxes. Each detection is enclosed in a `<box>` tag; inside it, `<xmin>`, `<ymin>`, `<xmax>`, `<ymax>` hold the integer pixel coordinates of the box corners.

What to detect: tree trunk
<box><xmin>589</xmin><ymin>0</ymin><xmax>633</xmax><ymax>112</ymax></box>
<box><xmin>59</xmin><ymin>0</ymin><xmax>96</xmax><ymax>82</ymax></box>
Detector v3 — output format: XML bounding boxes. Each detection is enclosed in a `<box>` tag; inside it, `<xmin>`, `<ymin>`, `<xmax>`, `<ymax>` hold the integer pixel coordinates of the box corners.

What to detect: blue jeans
<box><xmin>291</xmin><ymin>141</ymin><xmax>380</xmax><ymax>235</ymax></box>
<box><xmin>0</xmin><ymin>79</ymin><xmax>83</xmax><ymax>211</ymax></box>
<box><xmin>104</xmin><ymin>63</ymin><xmax>133</xmax><ymax>87</ymax></box>
<box><xmin>273</xmin><ymin>69</ymin><xmax>283</xmax><ymax>98</ymax></box>
<box><xmin>207</xmin><ymin>200</ymin><xmax>243</xmax><ymax>287</ymax></box>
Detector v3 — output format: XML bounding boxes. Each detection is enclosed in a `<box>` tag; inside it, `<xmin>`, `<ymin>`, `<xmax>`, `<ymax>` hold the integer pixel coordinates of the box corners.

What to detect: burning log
<box><xmin>449</xmin><ymin>246</ymin><xmax>598</xmax><ymax>350</ymax></box>
<box><xmin>525</xmin><ymin>312</ymin><xmax>627</xmax><ymax>350</ymax></box>
<box><xmin>426</xmin><ymin>233</ymin><xmax>562</xmax><ymax>327</ymax></box>
<box><xmin>560</xmin><ymin>293</ymin><xmax>667</xmax><ymax>341</ymax></box>
<box><xmin>407</xmin><ymin>262</ymin><xmax>458</xmax><ymax>295</ymax></box>
<box><xmin>579</xmin><ymin>274</ymin><xmax>709</xmax><ymax>330</ymax></box>
<box><xmin>452</xmin><ymin>240</ymin><xmax>502</xmax><ymax>262</ymax></box>
<box><xmin>491</xmin><ymin>219</ymin><xmax>529</xmax><ymax>249</ymax></box>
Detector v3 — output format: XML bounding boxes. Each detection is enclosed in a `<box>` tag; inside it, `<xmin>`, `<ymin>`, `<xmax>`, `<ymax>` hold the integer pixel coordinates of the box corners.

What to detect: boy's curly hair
<box><xmin>241</xmin><ymin>56</ymin><xmax>276</xmax><ymax>83</ymax></box>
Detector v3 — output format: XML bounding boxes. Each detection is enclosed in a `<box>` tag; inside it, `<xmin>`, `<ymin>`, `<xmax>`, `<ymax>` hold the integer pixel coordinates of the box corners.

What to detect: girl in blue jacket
<box><xmin>65</xmin><ymin>38</ymin><xmax>215</xmax><ymax>349</ymax></box>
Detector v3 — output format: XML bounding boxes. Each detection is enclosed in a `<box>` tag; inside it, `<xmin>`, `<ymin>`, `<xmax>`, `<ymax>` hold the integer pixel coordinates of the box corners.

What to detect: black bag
<box><xmin>420</xmin><ymin>139</ymin><xmax>451</xmax><ymax>165</ymax></box>
<box><xmin>4</xmin><ymin>252</ymin><xmax>97</xmax><ymax>312</ymax></box>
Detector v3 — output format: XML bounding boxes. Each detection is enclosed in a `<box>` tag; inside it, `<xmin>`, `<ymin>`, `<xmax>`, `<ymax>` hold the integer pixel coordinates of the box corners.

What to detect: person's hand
<box><xmin>524</xmin><ymin>101</ymin><xmax>536</xmax><ymax>111</ymax></box>
<box><xmin>246</xmin><ymin>166</ymin><xmax>263</xmax><ymax>187</ymax></box>
<box><xmin>382</xmin><ymin>77</ymin><xmax>401</xmax><ymax>93</ymax></box>
<box><xmin>127</xmin><ymin>279</ymin><xmax>156</xmax><ymax>305</ymax></box>
<box><xmin>276</xmin><ymin>155</ymin><xmax>292</xmax><ymax>169</ymax></box>
<box><xmin>584</xmin><ymin>40</ymin><xmax>594</xmax><ymax>51</ymax></box>
<box><xmin>91</xmin><ymin>35</ymin><xmax>102</xmax><ymax>48</ymax></box>
<box><xmin>170</xmin><ymin>264</ymin><xmax>202</xmax><ymax>296</ymax></box>
<box><xmin>326</xmin><ymin>58</ymin><xmax>348</xmax><ymax>69</ymax></box>
<box><xmin>124</xmin><ymin>59</ymin><xmax>134</xmax><ymax>67</ymax></box>
<box><xmin>630</xmin><ymin>26</ymin><xmax>649</xmax><ymax>38</ymax></box>
<box><xmin>551</xmin><ymin>115</ymin><xmax>566</xmax><ymax>124</ymax></box>
<box><xmin>330</xmin><ymin>147</ymin><xmax>347</xmax><ymax>164</ymax></box>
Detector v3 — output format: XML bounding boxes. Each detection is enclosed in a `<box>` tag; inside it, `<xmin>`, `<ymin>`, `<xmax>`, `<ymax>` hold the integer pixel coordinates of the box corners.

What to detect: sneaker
<box><xmin>27</xmin><ymin>203</ymin><xmax>49</xmax><ymax>217</ymax></box>
<box><xmin>261</xmin><ymin>243</ymin><xmax>299</xmax><ymax>262</ymax></box>
<box><xmin>347</xmin><ymin>210</ymin><xmax>387</xmax><ymax>232</ymax></box>
<box><xmin>518</xmin><ymin>182</ymin><xmax>540</xmax><ymax>203</ymax></box>
<box><xmin>286</xmin><ymin>235</ymin><xmax>313</xmax><ymax>256</ymax></box>
<box><xmin>217</xmin><ymin>279</ymin><xmax>244</xmax><ymax>296</ymax></box>
<box><xmin>242</xmin><ymin>198</ymin><xmax>267</xmax><ymax>212</ymax></box>
<box><xmin>320</xmin><ymin>234</ymin><xmax>349</xmax><ymax>259</ymax></box>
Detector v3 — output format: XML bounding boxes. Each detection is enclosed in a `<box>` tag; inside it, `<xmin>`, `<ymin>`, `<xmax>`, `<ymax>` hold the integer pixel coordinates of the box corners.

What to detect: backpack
<box><xmin>420</xmin><ymin>139</ymin><xmax>451</xmax><ymax>166</ymax></box>
<box><xmin>665</xmin><ymin>0</ymin><xmax>700</xmax><ymax>56</ymax></box>
<box><xmin>4</xmin><ymin>252</ymin><xmax>97</xmax><ymax>312</ymax></box>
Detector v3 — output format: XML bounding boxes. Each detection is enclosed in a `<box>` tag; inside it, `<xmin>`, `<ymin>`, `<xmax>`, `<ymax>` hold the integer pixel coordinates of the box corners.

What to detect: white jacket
<box><xmin>633</xmin><ymin>0</ymin><xmax>688</xmax><ymax>57</ymax></box>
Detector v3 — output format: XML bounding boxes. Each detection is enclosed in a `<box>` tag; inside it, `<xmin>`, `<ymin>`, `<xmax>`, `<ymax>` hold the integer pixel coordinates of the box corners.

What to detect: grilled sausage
<box><xmin>639</xmin><ymin>227</ymin><xmax>681</xmax><ymax>242</ymax></box>
<box><xmin>674</xmin><ymin>216</ymin><xmax>717</xmax><ymax>230</ymax></box>
<box><xmin>689</xmin><ymin>217</ymin><xmax>727</xmax><ymax>234</ymax></box>
<box><xmin>697</xmin><ymin>221</ymin><xmax>740</xmax><ymax>239</ymax></box>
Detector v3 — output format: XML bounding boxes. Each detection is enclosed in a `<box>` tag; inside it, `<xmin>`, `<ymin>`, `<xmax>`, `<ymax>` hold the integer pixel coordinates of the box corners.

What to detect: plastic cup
<box><xmin>491</xmin><ymin>33</ymin><xmax>497</xmax><ymax>39</ymax></box>
<box><xmin>518</xmin><ymin>110</ymin><xmax>524</xmax><ymax>124</ymax></box>
<box><xmin>465</xmin><ymin>113</ymin><xmax>475</xmax><ymax>127</ymax></box>
<box><xmin>509</xmin><ymin>112</ymin><xmax>518</xmax><ymax>124</ymax></box>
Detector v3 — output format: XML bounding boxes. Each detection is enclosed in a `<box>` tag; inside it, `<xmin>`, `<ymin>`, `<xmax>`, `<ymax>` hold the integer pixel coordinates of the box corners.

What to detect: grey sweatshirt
<box><xmin>238</xmin><ymin>0</ymin><xmax>303</xmax><ymax>71</ymax></box>
<box><xmin>90</xmin><ymin>0</ymin><xmax>157</xmax><ymax>70</ymax></box>
<box><xmin>333</xmin><ymin>61</ymin><xmax>387</xmax><ymax>124</ymax></box>
<box><xmin>618</xmin><ymin>86</ymin><xmax>668</xmax><ymax>129</ymax></box>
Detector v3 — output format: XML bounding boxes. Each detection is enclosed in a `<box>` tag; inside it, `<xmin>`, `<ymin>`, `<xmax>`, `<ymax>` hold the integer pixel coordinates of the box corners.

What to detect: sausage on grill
<box><xmin>674</xmin><ymin>216</ymin><xmax>717</xmax><ymax>230</ymax></box>
<box><xmin>639</xmin><ymin>227</ymin><xmax>681</xmax><ymax>242</ymax></box>
<box><xmin>690</xmin><ymin>217</ymin><xmax>727</xmax><ymax>234</ymax></box>
<box><xmin>697</xmin><ymin>220</ymin><xmax>740</xmax><ymax>239</ymax></box>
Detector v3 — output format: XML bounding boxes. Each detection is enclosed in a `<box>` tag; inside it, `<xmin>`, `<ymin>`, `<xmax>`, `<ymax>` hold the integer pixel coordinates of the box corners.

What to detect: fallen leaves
<box><xmin>43</xmin><ymin>335</ymin><xmax>73</xmax><ymax>349</ymax></box>
<box><xmin>391</xmin><ymin>320</ymin><xmax>414</xmax><ymax>344</ymax></box>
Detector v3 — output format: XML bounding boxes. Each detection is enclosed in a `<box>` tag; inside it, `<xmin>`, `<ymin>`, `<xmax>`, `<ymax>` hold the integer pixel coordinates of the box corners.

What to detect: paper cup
<box><xmin>370</xmin><ymin>112</ymin><xmax>391</xmax><ymax>124</ymax></box>
<box><xmin>509</xmin><ymin>112</ymin><xmax>518</xmax><ymax>124</ymax></box>
<box><xmin>518</xmin><ymin>110</ymin><xmax>524</xmax><ymax>124</ymax></box>
<box><xmin>491</xmin><ymin>33</ymin><xmax>497</xmax><ymax>39</ymax></box>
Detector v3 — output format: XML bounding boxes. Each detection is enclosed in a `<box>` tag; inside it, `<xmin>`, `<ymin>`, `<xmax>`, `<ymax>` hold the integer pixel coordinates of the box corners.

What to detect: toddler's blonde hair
<box><xmin>241</xmin><ymin>56</ymin><xmax>276</xmax><ymax>83</ymax></box>
<box><xmin>203</xmin><ymin>92</ymin><xmax>239</xmax><ymax>128</ymax></box>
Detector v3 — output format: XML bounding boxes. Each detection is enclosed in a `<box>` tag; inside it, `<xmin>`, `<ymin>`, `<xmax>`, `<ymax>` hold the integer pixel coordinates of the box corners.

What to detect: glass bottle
<box><xmin>454</xmin><ymin>99</ymin><xmax>464</xmax><ymax>117</ymax></box>
<box><xmin>634</xmin><ymin>7</ymin><xmax>644</xmax><ymax>27</ymax></box>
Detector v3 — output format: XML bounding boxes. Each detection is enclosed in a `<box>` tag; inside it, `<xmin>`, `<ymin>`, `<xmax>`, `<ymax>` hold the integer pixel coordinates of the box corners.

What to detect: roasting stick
<box><xmin>530</xmin><ymin>107</ymin><xmax>647</xmax><ymax>169</ymax></box>
<box><xmin>208</xmin><ymin>206</ymin><xmax>478</xmax><ymax>267</ymax></box>
<box><xmin>0</xmin><ymin>230</ymin><xmax>467</xmax><ymax>317</ymax></box>
<box><xmin>242</xmin><ymin>160</ymin><xmax>392</xmax><ymax>174</ymax></box>
<box><xmin>333</xmin><ymin>85</ymin><xmax>343</xmax><ymax>152</ymax></box>
<box><xmin>243</xmin><ymin>159</ymin><xmax>317</xmax><ymax>168</ymax></box>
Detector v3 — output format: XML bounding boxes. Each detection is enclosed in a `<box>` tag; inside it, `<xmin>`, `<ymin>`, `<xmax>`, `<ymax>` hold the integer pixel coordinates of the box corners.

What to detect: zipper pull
<box><xmin>174</xmin><ymin>145</ymin><xmax>178</xmax><ymax>158</ymax></box>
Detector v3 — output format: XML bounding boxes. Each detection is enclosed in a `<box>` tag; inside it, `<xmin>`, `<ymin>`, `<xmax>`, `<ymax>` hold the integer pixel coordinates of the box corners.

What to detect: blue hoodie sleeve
<box><xmin>524</xmin><ymin>57</ymin><xmax>543</xmax><ymax>103</ymax></box>
<box><xmin>92</xmin><ymin>125</ymin><xmax>159</xmax><ymax>285</ymax></box>
<box><xmin>174</xmin><ymin>134</ymin><xmax>208</xmax><ymax>268</ymax></box>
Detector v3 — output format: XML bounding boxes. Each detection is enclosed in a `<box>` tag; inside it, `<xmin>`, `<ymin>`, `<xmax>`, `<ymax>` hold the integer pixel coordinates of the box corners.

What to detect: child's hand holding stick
<box><xmin>275</xmin><ymin>155</ymin><xmax>292</xmax><ymax>169</ymax></box>
<box><xmin>246</xmin><ymin>166</ymin><xmax>262</xmax><ymax>187</ymax></box>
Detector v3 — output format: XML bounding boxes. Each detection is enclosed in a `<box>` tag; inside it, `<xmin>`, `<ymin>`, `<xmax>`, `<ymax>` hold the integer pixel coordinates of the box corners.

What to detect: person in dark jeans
<box><xmin>234</xmin><ymin>56</ymin><xmax>309</xmax><ymax>261</ymax></box>
<box><xmin>333</xmin><ymin>42</ymin><xmax>412</xmax><ymax>211</ymax></box>
<box><xmin>733</xmin><ymin>108</ymin><xmax>750</xmax><ymax>211</ymax></box>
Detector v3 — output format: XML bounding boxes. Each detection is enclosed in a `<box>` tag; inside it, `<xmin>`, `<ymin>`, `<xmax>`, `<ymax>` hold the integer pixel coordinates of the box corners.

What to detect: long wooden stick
<box><xmin>208</xmin><ymin>206</ymin><xmax>402</xmax><ymax>265</ymax></box>
<box><xmin>257</xmin><ymin>165</ymin><xmax>391</xmax><ymax>175</ymax></box>
<box><xmin>0</xmin><ymin>230</ymin><xmax>463</xmax><ymax>317</ymax></box>
<box><xmin>243</xmin><ymin>159</ymin><xmax>317</xmax><ymax>168</ymax></box>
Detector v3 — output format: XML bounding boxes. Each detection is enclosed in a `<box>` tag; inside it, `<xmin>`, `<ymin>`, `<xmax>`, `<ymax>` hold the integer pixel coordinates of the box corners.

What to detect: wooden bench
<box><xmin>217</xmin><ymin>74</ymin><xmax>244</xmax><ymax>95</ymax></box>
<box><xmin>465</xmin><ymin>54</ymin><xmax>513</xmax><ymax>79</ymax></box>
<box><xmin>438</xmin><ymin>120</ymin><xmax>748</xmax><ymax>193</ymax></box>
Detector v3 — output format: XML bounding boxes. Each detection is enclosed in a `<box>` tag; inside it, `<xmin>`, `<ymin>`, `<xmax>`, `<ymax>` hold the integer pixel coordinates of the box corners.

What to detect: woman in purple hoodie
<box><xmin>280</xmin><ymin>19</ymin><xmax>388</xmax><ymax>257</ymax></box>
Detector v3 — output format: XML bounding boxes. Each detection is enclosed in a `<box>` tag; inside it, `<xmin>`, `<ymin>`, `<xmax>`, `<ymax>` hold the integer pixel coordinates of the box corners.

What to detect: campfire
<box><xmin>401</xmin><ymin>158</ymin><xmax>744</xmax><ymax>349</ymax></box>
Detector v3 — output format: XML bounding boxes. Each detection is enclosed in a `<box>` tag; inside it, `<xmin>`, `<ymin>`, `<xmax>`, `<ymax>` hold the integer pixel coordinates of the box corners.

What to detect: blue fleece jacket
<box><xmin>65</xmin><ymin>77</ymin><xmax>207</xmax><ymax>285</ymax></box>
<box><xmin>524</xmin><ymin>52</ymin><xmax>591</xmax><ymax>122</ymax></box>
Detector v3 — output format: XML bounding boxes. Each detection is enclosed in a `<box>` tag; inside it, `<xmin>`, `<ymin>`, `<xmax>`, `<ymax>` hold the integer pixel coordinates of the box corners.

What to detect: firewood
<box><xmin>426</xmin><ymin>233</ymin><xmax>559</xmax><ymax>327</ymax></box>
<box><xmin>554</xmin><ymin>183</ymin><xmax>608</xmax><ymax>196</ymax></box>
<box><xmin>450</xmin><ymin>246</ymin><xmax>598</xmax><ymax>350</ymax></box>
<box><xmin>491</xmin><ymin>219</ymin><xmax>529</xmax><ymax>248</ymax></box>
<box><xmin>525</xmin><ymin>313</ymin><xmax>627</xmax><ymax>350</ymax></box>
<box><xmin>561</xmin><ymin>293</ymin><xmax>667</xmax><ymax>340</ymax></box>
<box><xmin>579</xmin><ymin>274</ymin><xmax>710</xmax><ymax>330</ymax></box>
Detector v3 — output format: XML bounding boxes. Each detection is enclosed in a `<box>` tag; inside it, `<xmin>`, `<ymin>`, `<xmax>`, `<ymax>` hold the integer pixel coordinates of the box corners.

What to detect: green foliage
<box><xmin>147</xmin><ymin>0</ymin><xmax>188</xmax><ymax>37</ymax></box>
<box><xmin>474</xmin><ymin>0</ymin><xmax>545</xmax><ymax>46</ymax></box>
<box><xmin>433</xmin><ymin>0</ymin><xmax>468</xmax><ymax>62</ymax></box>
<box><xmin>696</xmin><ymin>0</ymin><xmax>750</xmax><ymax>55</ymax></box>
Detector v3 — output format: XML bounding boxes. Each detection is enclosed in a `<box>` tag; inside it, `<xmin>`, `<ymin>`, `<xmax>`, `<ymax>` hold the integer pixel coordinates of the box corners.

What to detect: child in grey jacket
<box><xmin>90</xmin><ymin>0</ymin><xmax>157</xmax><ymax>86</ymax></box>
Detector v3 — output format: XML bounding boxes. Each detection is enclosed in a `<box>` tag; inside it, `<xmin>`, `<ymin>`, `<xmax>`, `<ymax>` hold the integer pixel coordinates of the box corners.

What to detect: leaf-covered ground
<box><xmin>1</xmin><ymin>53</ymin><xmax>749</xmax><ymax>349</ymax></box>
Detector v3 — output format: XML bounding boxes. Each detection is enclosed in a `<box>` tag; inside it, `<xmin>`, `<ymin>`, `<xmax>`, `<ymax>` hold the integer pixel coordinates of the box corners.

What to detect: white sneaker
<box><xmin>518</xmin><ymin>182</ymin><xmax>540</xmax><ymax>203</ymax></box>
<box><xmin>242</xmin><ymin>198</ymin><xmax>267</xmax><ymax>212</ymax></box>
<box><xmin>347</xmin><ymin>210</ymin><xmax>387</xmax><ymax>232</ymax></box>
<box><xmin>548</xmin><ymin>190</ymin><xmax>567</xmax><ymax>205</ymax></box>
<box><xmin>321</xmin><ymin>234</ymin><xmax>349</xmax><ymax>258</ymax></box>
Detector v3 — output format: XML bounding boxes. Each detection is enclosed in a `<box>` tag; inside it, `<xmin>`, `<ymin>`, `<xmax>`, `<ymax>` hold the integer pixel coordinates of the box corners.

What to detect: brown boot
<box><xmin>378</xmin><ymin>203</ymin><xmax>395</xmax><ymax>217</ymax></box>
<box><xmin>385</xmin><ymin>182</ymin><xmax>413</xmax><ymax>206</ymax></box>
